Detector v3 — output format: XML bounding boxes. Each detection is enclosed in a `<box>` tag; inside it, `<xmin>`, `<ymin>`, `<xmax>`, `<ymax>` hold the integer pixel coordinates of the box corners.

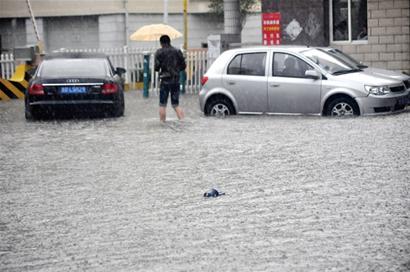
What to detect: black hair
<box><xmin>160</xmin><ymin>35</ymin><xmax>171</xmax><ymax>45</ymax></box>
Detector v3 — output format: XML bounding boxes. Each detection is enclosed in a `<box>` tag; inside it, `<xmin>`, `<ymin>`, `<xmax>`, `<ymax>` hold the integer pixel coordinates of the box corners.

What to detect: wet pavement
<box><xmin>1</xmin><ymin>91</ymin><xmax>409</xmax><ymax>271</ymax></box>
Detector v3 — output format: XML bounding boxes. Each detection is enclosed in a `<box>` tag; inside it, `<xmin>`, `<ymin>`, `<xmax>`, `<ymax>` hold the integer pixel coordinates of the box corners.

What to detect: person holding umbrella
<box><xmin>154</xmin><ymin>35</ymin><xmax>186</xmax><ymax>122</ymax></box>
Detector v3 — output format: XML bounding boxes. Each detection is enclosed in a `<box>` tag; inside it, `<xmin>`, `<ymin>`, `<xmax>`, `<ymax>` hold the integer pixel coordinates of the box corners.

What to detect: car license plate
<box><xmin>60</xmin><ymin>86</ymin><xmax>86</xmax><ymax>94</ymax></box>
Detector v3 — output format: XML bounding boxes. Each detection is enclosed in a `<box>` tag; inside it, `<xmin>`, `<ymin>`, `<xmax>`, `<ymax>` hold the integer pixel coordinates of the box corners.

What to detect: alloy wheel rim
<box><xmin>211</xmin><ymin>103</ymin><xmax>230</xmax><ymax>117</ymax></box>
<box><xmin>331</xmin><ymin>102</ymin><xmax>354</xmax><ymax>116</ymax></box>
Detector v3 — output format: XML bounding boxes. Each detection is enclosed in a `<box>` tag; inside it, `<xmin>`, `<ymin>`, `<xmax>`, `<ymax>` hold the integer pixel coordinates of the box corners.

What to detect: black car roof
<box><xmin>44</xmin><ymin>52</ymin><xmax>108</xmax><ymax>60</ymax></box>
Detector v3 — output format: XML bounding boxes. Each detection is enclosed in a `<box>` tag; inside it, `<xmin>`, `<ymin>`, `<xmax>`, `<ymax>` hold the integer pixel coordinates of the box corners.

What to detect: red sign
<box><xmin>262</xmin><ymin>12</ymin><xmax>281</xmax><ymax>45</ymax></box>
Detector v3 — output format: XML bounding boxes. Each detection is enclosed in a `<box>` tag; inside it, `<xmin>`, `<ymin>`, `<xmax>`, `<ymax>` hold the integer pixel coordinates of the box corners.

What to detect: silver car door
<box><xmin>223</xmin><ymin>52</ymin><xmax>268</xmax><ymax>113</ymax></box>
<box><xmin>268</xmin><ymin>52</ymin><xmax>322</xmax><ymax>114</ymax></box>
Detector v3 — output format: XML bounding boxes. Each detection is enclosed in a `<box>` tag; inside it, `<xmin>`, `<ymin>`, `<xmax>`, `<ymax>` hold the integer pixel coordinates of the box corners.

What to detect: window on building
<box><xmin>331</xmin><ymin>0</ymin><xmax>367</xmax><ymax>42</ymax></box>
<box><xmin>227</xmin><ymin>53</ymin><xmax>266</xmax><ymax>76</ymax></box>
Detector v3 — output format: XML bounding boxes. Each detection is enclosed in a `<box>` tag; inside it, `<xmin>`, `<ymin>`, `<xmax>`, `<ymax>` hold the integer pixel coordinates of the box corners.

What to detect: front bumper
<box><xmin>356</xmin><ymin>91</ymin><xmax>409</xmax><ymax>115</ymax></box>
<box><xmin>199</xmin><ymin>90</ymin><xmax>206</xmax><ymax>112</ymax></box>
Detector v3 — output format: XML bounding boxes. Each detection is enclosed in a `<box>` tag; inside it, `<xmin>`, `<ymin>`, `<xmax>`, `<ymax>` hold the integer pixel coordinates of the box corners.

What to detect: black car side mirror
<box><xmin>116</xmin><ymin>67</ymin><xmax>126</xmax><ymax>75</ymax></box>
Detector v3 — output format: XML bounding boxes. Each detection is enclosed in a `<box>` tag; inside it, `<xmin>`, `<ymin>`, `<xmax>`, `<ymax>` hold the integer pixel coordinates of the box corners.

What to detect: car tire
<box><xmin>205</xmin><ymin>97</ymin><xmax>235</xmax><ymax>117</ymax></box>
<box><xmin>325</xmin><ymin>97</ymin><xmax>360</xmax><ymax>117</ymax></box>
<box><xmin>25</xmin><ymin>103</ymin><xmax>39</xmax><ymax>121</ymax></box>
<box><xmin>111</xmin><ymin>93</ymin><xmax>125</xmax><ymax>117</ymax></box>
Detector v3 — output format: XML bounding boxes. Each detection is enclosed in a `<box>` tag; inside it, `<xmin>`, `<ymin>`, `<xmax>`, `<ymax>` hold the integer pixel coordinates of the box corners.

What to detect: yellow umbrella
<box><xmin>130</xmin><ymin>24</ymin><xmax>183</xmax><ymax>41</ymax></box>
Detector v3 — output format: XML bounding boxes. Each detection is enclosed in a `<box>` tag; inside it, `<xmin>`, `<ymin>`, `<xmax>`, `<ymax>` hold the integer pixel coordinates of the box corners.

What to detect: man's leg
<box><xmin>174</xmin><ymin>106</ymin><xmax>184</xmax><ymax>120</ymax></box>
<box><xmin>159</xmin><ymin>83</ymin><xmax>169</xmax><ymax>122</ymax></box>
<box><xmin>170</xmin><ymin>82</ymin><xmax>184</xmax><ymax>120</ymax></box>
<box><xmin>159</xmin><ymin>106</ymin><xmax>167</xmax><ymax>122</ymax></box>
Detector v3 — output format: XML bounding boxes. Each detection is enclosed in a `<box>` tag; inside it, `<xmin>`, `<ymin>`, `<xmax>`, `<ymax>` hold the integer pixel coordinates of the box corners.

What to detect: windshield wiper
<box><xmin>332</xmin><ymin>68</ymin><xmax>362</xmax><ymax>75</ymax></box>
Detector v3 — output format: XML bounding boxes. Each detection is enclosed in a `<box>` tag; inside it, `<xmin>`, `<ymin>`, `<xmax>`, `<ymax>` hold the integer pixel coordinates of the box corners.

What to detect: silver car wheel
<box><xmin>210</xmin><ymin>103</ymin><xmax>230</xmax><ymax>117</ymax></box>
<box><xmin>331</xmin><ymin>102</ymin><xmax>354</xmax><ymax>116</ymax></box>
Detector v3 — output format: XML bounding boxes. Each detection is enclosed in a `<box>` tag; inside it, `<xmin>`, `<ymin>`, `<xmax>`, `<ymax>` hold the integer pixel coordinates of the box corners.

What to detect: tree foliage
<box><xmin>208</xmin><ymin>0</ymin><xmax>258</xmax><ymax>25</ymax></box>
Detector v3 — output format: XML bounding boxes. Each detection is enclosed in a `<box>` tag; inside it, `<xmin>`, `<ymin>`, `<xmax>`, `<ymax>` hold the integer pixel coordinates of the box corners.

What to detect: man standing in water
<box><xmin>154</xmin><ymin>35</ymin><xmax>186</xmax><ymax>122</ymax></box>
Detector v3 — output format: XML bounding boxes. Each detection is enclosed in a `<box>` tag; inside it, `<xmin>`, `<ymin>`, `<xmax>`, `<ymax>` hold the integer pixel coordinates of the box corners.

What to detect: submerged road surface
<box><xmin>1</xmin><ymin>92</ymin><xmax>409</xmax><ymax>271</ymax></box>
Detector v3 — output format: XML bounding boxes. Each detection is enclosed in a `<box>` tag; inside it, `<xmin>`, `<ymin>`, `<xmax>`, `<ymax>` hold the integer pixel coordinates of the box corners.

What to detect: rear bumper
<box><xmin>356</xmin><ymin>92</ymin><xmax>409</xmax><ymax>115</ymax></box>
<box><xmin>29</xmin><ymin>100</ymin><xmax>115</xmax><ymax>106</ymax></box>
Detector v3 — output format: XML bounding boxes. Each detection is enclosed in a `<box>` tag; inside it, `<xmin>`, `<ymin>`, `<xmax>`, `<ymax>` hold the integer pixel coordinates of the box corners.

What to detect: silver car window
<box><xmin>273</xmin><ymin>53</ymin><xmax>312</xmax><ymax>78</ymax></box>
<box><xmin>227</xmin><ymin>53</ymin><xmax>266</xmax><ymax>76</ymax></box>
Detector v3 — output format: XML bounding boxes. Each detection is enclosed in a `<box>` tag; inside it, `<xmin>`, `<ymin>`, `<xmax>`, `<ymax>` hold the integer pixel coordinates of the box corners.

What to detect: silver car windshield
<box><xmin>324</xmin><ymin>48</ymin><xmax>368</xmax><ymax>69</ymax></box>
<box><xmin>38</xmin><ymin>58</ymin><xmax>109</xmax><ymax>78</ymax></box>
<box><xmin>301</xmin><ymin>49</ymin><xmax>360</xmax><ymax>75</ymax></box>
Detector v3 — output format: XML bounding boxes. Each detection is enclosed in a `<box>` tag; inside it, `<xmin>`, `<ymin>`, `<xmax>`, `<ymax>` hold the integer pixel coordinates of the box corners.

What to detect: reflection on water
<box><xmin>1</xmin><ymin>92</ymin><xmax>409</xmax><ymax>271</ymax></box>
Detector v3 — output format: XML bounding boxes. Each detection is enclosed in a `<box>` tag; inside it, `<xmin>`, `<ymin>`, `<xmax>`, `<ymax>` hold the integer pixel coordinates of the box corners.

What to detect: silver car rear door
<box><xmin>268</xmin><ymin>52</ymin><xmax>322</xmax><ymax>114</ymax></box>
<box><xmin>222</xmin><ymin>51</ymin><xmax>268</xmax><ymax>113</ymax></box>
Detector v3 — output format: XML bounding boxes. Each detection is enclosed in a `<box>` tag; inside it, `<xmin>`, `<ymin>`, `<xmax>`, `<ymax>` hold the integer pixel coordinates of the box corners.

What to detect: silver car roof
<box><xmin>224</xmin><ymin>45</ymin><xmax>312</xmax><ymax>54</ymax></box>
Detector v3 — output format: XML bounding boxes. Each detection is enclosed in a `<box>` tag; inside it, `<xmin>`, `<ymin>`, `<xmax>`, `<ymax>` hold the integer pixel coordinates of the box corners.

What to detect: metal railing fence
<box><xmin>0</xmin><ymin>47</ymin><xmax>208</xmax><ymax>94</ymax></box>
<box><xmin>0</xmin><ymin>54</ymin><xmax>15</xmax><ymax>79</ymax></box>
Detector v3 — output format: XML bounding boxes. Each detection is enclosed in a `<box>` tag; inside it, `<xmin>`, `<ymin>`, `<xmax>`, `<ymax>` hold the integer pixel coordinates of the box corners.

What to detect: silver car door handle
<box><xmin>227</xmin><ymin>81</ymin><xmax>235</xmax><ymax>85</ymax></box>
<box><xmin>270</xmin><ymin>84</ymin><xmax>280</xmax><ymax>87</ymax></box>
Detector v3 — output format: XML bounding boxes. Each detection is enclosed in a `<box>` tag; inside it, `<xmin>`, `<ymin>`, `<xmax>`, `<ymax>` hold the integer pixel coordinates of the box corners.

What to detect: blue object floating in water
<box><xmin>203</xmin><ymin>188</ymin><xmax>225</xmax><ymax>198</ymax></box>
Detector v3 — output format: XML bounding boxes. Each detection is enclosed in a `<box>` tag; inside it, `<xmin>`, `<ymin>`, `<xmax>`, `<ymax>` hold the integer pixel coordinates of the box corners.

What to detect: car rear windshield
<box><xmin>38</xmin><ymin>58</ymin><xmax>109</xmax><ymax>78</ymax></box>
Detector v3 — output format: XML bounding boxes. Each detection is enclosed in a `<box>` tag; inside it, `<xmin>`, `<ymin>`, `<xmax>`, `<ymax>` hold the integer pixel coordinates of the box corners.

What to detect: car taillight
<box><xmin>201</xmin><ymin>76</ymin><xmax>209</xmax><ymax>86</ymax></box>
<box><xmin>102</xmin><ymin>83</ymin><xmax>118</xmax><ymax>94</ymax></box>
<box><xmin>28</xmin><ymin>84</ymin><xmax>45</xmax><ymax>95</ymax></box>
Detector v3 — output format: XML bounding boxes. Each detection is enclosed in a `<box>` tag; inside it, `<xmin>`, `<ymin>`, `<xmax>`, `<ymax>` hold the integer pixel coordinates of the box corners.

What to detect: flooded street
<box><xmin>1</xmin><ymin>91</ymin><xmax>409</xmax><ymax>271</ymax></box>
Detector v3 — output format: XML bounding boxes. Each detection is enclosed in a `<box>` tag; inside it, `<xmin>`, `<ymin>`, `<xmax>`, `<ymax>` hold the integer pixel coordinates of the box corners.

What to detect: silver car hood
<box><xmin>363</xmin><ymin>67</ymin><xmax>409</xmax><ymax>81</ymax></box>
<box><xmin>333</xmin><ymin>71</ymin><xmax>403</xmax><ymax>86</ymax></box>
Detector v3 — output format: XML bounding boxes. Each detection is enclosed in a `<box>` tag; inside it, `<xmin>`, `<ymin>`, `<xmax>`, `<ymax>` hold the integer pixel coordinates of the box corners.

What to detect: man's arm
<box><xmin>154</xmin><ymin>51</ymin><xmax>161</xmax><ymax>72</ymax></box>
<box><xmin>178</xmin><ymin>50</ymin><xmax>186</xmax><ymax>71</ymax></box>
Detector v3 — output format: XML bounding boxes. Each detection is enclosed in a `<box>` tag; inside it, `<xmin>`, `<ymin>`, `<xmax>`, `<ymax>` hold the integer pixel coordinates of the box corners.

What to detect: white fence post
<box><xmin>123</xmin><ymin>45</ymin><xmax>130</xmax><ymax>85</ymax></box>
<box><xmin>182</xmin><ymin>49</ymin><xmax>207</xmax><ymax>94</ymax></box>
<box><xmin>0</xmin><ymin>53</ymin><xmax>15</xmax><ymax>79</ymax></box>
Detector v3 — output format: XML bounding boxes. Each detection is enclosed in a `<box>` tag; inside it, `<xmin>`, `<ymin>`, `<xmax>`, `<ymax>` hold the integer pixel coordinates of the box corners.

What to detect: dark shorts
<box><xmin>159</xmin><ymin>81</ymin><xmax>180</xmax><ymax>107</ymax></box>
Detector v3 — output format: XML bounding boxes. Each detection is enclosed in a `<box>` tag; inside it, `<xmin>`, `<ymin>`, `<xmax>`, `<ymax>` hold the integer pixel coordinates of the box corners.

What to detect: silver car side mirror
<box><xmin>305</xmin><ymin>70</ymin><xmax>321</xmax><ymax>80</ymax></box>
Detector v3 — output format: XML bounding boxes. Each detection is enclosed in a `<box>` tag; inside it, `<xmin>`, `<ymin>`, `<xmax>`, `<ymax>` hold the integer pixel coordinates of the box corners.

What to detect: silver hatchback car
<box><xmin>199</xmin><ymin>46</ymin><xmax>410</xmax><ymax>117</ymax></box>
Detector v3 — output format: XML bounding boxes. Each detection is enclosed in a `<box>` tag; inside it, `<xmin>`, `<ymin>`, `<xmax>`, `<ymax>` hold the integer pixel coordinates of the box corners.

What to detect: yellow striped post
<box><xmin>0</xmin><ymin>64</ymin><xmax>31</xmax><ymax>101</ymax></box>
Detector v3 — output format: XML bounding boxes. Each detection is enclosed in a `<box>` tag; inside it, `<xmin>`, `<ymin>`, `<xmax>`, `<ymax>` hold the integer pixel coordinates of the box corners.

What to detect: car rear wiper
<box><xmin>332</xmin><ymin>69</ymin><xmax>362</xmax><ymax>75</ymax></box>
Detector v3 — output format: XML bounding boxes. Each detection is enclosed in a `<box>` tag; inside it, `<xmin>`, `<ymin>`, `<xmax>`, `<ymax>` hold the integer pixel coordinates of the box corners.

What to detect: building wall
<box><xmin>0</xmin><ymin>0</ymin><xmax>211</xmax><ymax>18</ymax></box>
<box><xmin>331</xmin><ymin>0</ymin><xmax>410</xmax><ymax>74</ymax></box>
<box><xmin>0</xmin><ymin>19</ymin><xmax>27</xmax><ymax>52</ymax></box>
<box><xmin>241</xmin><ymin>13</ymin><xmax>263</xmax><ymax>45</ymax></box>
<box><xmin>99</xmin><ymin>13</ymin><xmax>224</xmax><ymax>49</ymax></box>
<box><xmin>25</xmin><ymin>18</ymin><xmax>44</xmax><ymax>47</ymax></box>
<box><xmin>43</xmin><ymin>16</ymin><xmax>99</xmax><ymax>51</ymax></box>
<box><xmin>0</xmin><ymin>0</ymin><xmax>258</xmax><ymax>52</ymax></box>
<box><xmin>1</xmin><ymin>12</ymin><xmax>234</xmax><ymax>52</ymax></box>
<box><xmin>99</xmin><ymin>15</ymin><xmax>126</xmax><ymax>49</ymax></box>
<box><xmin>262</xmin><ymin>0</ymin><xmax>328</xmax><ymax>46</ymax></box>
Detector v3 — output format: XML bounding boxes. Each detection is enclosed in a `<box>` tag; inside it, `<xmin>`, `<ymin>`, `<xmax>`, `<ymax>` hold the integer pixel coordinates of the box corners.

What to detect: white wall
<box><xmin>99</xmin><ymin>15</ymin><xmax>126</xmax><ymax>48</ymax></box>
<box><xmin>241</xmin><ymin>13</ymin><xmax>262</xmax><ymax>45</ymax></box>
<box><xmin>0</xmin><ymin>12</ymin><xmax>263</xmax><ymax>52</ymax></box>
<box><xmin>43</xmin><ymin>16</ymin><xmax>99</xmax><ymax>51</ymax></box>
<box><xmin>0</xmin><ymin>18</ymin><xmax>27</xmax><ymax>52</ymax></box>
<box><xmin>25</xmin><ymin>18</ymin><xmax>44</xmax><ymax>46</ymax></box>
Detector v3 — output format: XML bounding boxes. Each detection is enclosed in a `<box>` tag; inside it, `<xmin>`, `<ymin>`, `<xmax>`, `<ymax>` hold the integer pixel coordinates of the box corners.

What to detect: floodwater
<box><xmin>1</xmin><ymin>92</ymin><xmax>409</xmax><ymax>271</ymax></box>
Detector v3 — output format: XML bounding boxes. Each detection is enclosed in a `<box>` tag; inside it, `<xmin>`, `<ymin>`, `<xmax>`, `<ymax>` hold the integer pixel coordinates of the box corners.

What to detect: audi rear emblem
<box><xmin>66</xmin><ymin>79</ymin><xmax>80</xmax><ymax>83</ymax></box>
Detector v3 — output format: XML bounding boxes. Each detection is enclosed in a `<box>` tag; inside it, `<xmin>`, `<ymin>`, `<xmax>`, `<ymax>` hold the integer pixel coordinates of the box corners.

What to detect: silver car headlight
<box><xmin>365</xmin><ymin>85</ymin><xmax>390</xmax><ymax>96</ymax></box>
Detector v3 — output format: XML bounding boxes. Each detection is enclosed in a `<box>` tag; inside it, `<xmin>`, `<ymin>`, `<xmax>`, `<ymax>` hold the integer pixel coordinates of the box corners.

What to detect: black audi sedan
<box><xmin>25</xmin><ymin>52</ymin><xmax>126</xmax><ymax>120</ymax></box>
